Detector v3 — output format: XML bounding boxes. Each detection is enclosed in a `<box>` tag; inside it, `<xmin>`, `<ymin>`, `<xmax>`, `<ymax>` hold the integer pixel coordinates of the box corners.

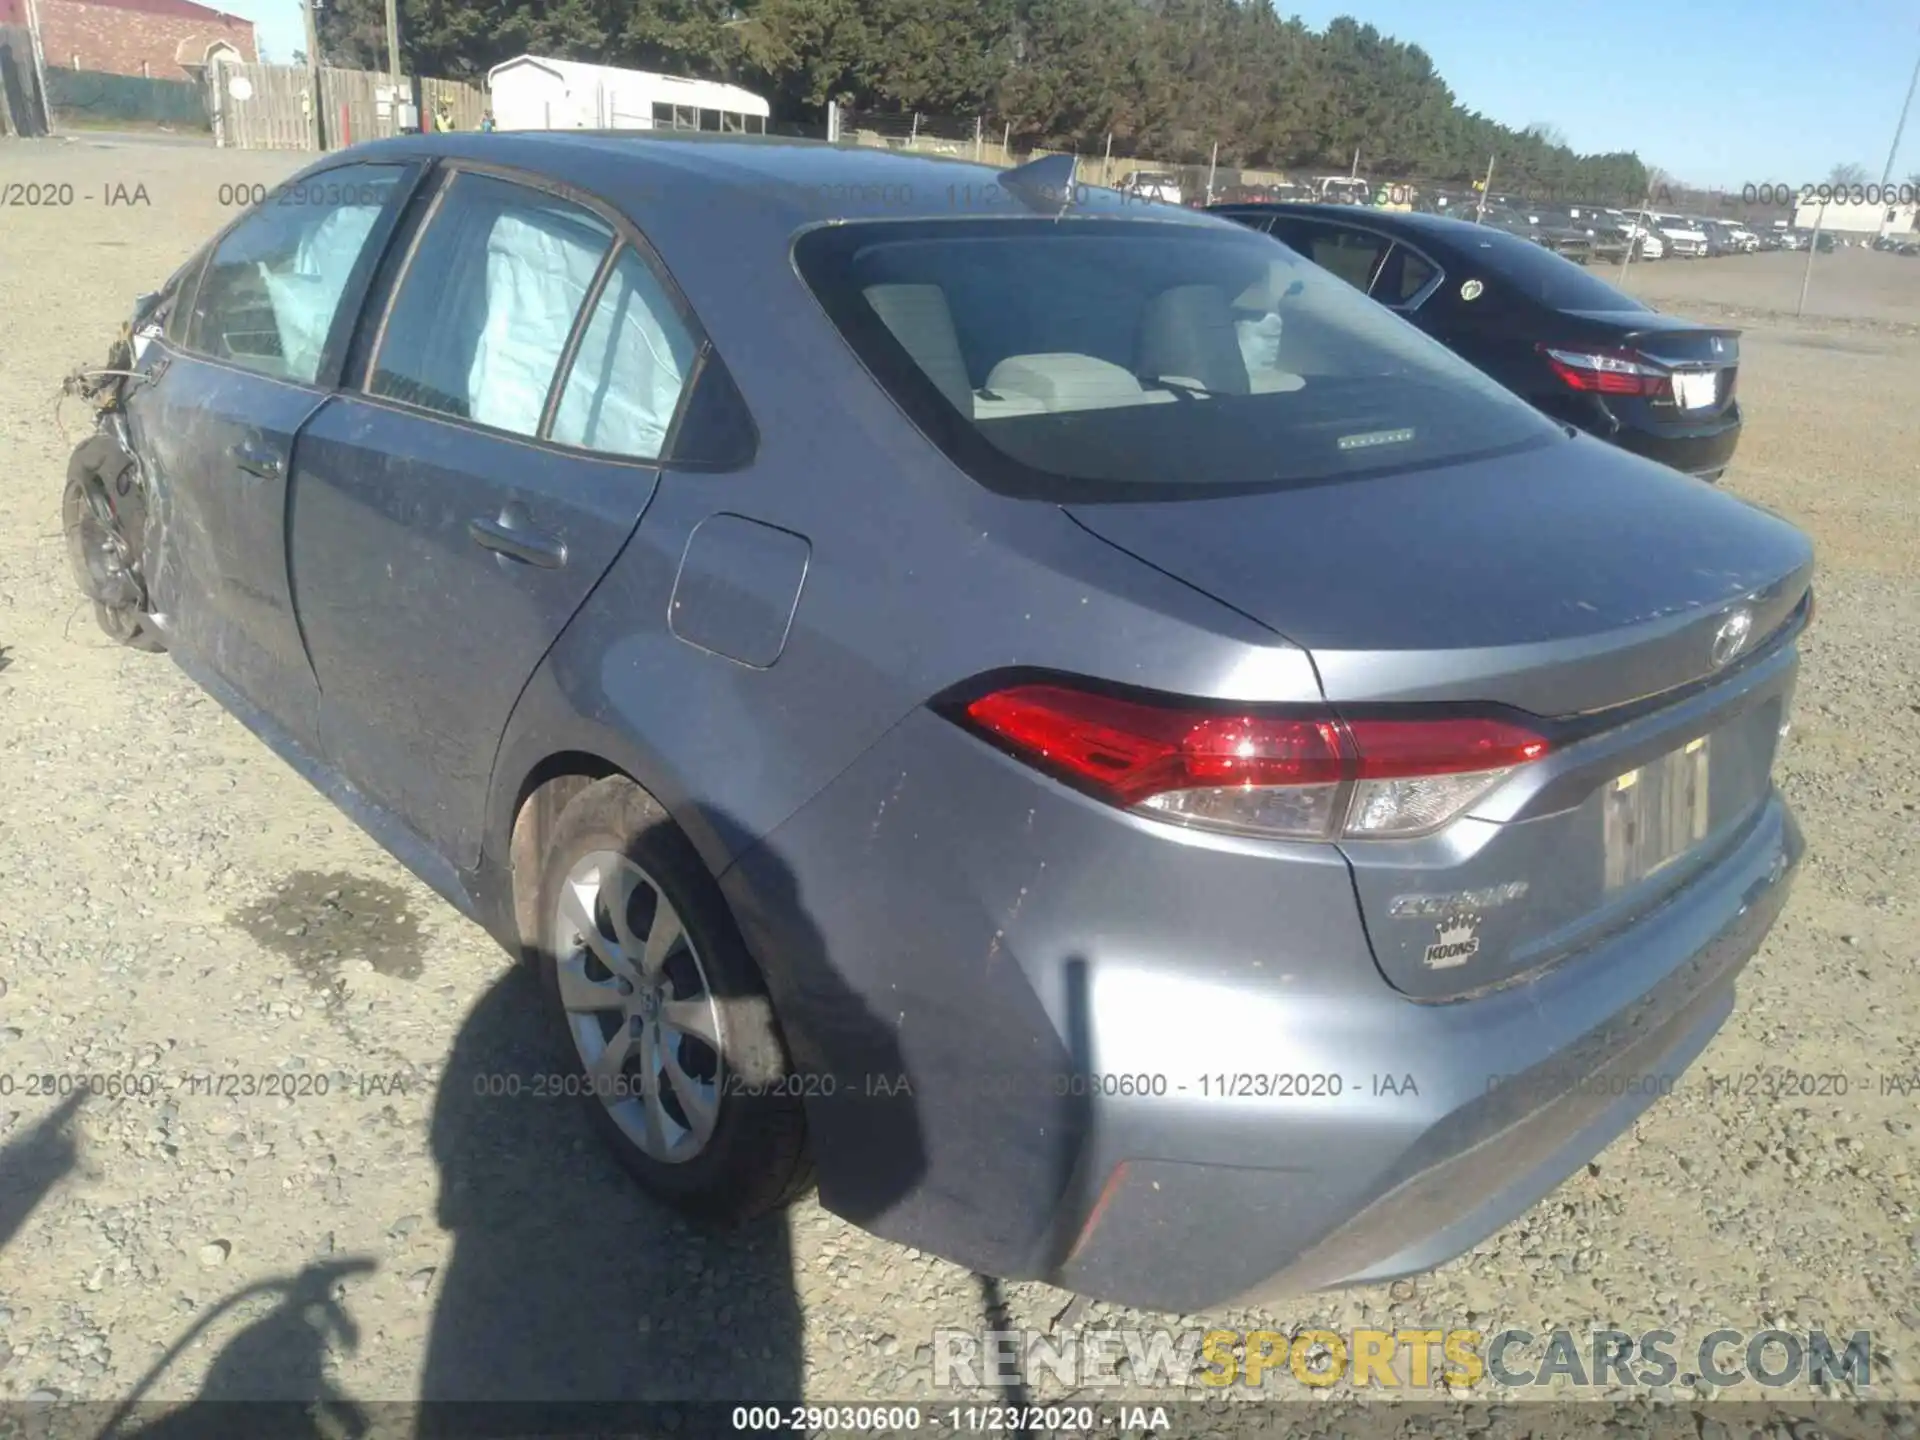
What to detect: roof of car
<box><xmin>1209</xmin><ymin>201</ymin><xmax>1542</xmax><ymax>248</ymax></box>
<box><xmin>329</xmin><ymin>131</ymin><xmax>1226</xmax><ymax>233</ymax></box>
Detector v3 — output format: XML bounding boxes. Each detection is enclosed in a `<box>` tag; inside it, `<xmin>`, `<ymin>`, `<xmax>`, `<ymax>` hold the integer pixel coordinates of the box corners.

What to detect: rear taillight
<box><xmin>1538</xmin><ymin>343</ymin><xmax>1671</xmax><ymax>398</ymax></box>
<box><xmin>954</xmin><ymin>684</ymin><xmax>1550</xmax><ymax>841</ymax></box>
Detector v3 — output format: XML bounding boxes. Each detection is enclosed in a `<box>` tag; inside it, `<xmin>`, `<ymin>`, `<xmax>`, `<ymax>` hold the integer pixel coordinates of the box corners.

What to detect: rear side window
<box><xmin>370</xmin><ymin>171</ymin><xmax>613</xmax><ymax>437</ymax></box>
<box><xmin>1452</xmin><ymin>225</ymin><xmax>1649</xmax><ymax>312</ymax></box>
<box><xmin>185</xmin><ymin>163</ymin><xmax>405</xmax><ymax>383</ymax></box>
<box><xmin>795</xmin><ymin>218</ymin><xmax>1561</xmax><ymax>501</ymax></box>
<box><xmin>551</xmin><ymin>247</ymin><xmax>699</xmax><ymax>459</ymax></box>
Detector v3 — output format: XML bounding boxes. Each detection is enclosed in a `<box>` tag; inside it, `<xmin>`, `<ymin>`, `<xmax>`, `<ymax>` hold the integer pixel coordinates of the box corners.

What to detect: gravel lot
<box><xmin>1</xmin><ymin>137</ymin><xmax>1917</xmax><ymax>1429</ymax></box>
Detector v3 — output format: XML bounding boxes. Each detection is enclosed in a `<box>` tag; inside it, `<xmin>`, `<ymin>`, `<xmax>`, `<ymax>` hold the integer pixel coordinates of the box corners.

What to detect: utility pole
<box><xmin>1207</xmin><ymin>140</ymin><xmax>1219</xmax><ymax>205</ymax></box>
<box><xmin>1875</xmin><ymin>41</ymin><xmax>1920</xmax><ymax>240</ymax></box>
<box><xmin>1797</xmin><ymin>200</ymin><xmax>1828</xmax><ymax>316</ymax></box>
<box><xmin>1350</xmin><ymin>145</ymin><xmax>1359</xmax><ymax>178</ymax></box>
<box><xmin>303</xmin><ymin>0</ymin><xmax>324</xmax><ymax>149</ymax></box>
<box><xmin>1475</xmin><ymin>154</ymin><xmax>1495</xmax><ymax>222</ymax></box>
<box><xmin>384</xmin><ymin>0</ymin><xmax>406</xmax><ymax>133</ymax></box>
<box><xmin>1101</xmin><ymin>131</ymin><xmax>1112</xmax><ymax>187</ymax></box>
<box><xmin>1618</xmin><ymin>185</ymin><xmax>1646</xmax><ymax>287</ymax></box>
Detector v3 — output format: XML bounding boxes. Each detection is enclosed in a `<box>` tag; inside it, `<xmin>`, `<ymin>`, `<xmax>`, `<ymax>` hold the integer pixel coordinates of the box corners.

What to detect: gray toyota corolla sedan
<box><xmin>64</xmin><ymin>133</ymin><xmax>1809</xmax><ymax>1314</ymax></box>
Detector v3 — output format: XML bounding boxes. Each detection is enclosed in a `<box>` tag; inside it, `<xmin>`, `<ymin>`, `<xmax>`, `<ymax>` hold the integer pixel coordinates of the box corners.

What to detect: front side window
<box><xmin>551</xmin><ymin>248</ymin><xmax>699</xmax><ymax>459</ymax></box>
<box><xmin>369</xmin><ymin>172</ymin><xmax>613</xmax><ymax>437</ymax></box>
<box><xmin>186</xmin><ymin>163</ymin><xmax>405</xmax><ymax>383</ymax></box>
<box><xmin>796</xmin><ymin>218</ymin><xmax>1562</xmax><ymax>501</ymax></box>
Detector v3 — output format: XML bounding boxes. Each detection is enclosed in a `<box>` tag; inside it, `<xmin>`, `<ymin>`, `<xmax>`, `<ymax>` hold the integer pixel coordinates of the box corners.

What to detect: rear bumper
<box><xmin>1058</xmin><ymin>796</ymin><xmax>1798</xmax><ymax>1311</ymax></box>
<box><xmin>721</xmin><ymin>708</ymin><xmax>1801</xmax><ymax>1315</ymax></box>
<box><xmin>1559</xmin><ymin>396</ymin><xmax>1742</xmax><ymax>479</ymax></box>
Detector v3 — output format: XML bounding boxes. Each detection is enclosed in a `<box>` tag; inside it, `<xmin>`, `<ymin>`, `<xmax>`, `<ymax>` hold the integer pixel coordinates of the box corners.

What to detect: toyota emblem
<box><xmin>1710</xmin><ymin>608</ymin><xmax>1754</xmax><ymax>669</ymax></box>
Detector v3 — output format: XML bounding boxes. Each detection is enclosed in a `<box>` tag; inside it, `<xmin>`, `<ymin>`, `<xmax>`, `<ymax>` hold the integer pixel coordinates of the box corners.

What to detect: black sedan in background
<box><xmin>1208</xmin><ymin>202</ymin><xmax>1742</xmax><ymax>481</ymax></box>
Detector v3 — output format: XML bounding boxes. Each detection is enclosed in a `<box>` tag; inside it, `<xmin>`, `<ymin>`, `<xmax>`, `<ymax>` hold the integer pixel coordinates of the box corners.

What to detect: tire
<box><xmin>534</xmin><ymin>775</ymin><xmax>812</xmax><ymax>1223</ymax></box>
<box><xmin>63</xmin><ymin>436</ymin><xmax>164</xmax><ymax>653</ymax></box>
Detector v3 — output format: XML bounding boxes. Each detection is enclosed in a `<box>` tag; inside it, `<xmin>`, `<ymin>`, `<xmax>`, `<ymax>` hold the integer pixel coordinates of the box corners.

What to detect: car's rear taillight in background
<box><xmin>1538</xmin><ymin>343</ymin><xmax>1672</xmax><ymax>398</ymax></box>
<box><xmin>952</xmin><ymin>683</ymin><xmax>1550</xmax><ymax>842</ymax></box>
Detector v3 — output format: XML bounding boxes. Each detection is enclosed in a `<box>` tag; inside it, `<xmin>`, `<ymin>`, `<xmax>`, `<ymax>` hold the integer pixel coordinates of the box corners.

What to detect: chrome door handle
<box><xmin>230</xmin><ymin>439</ymin><xmax>283</xmax><ymax>480</ymax></box>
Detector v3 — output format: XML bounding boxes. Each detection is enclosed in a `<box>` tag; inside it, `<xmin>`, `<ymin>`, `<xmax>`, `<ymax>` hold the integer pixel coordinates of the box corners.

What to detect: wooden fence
<box><xmin>422</xmin><ymin>75</ymin><xmax>485</xmax><ymax>131</ymax></box>
<box><xmin>207</xmin><ymin>61</ymin><xmax>313</xmax><ymax>149</ymax></box>
<box><xmin>206</xmin><ymin>60</ymin><xmax>485</xmax><ymax>151</ymax></box>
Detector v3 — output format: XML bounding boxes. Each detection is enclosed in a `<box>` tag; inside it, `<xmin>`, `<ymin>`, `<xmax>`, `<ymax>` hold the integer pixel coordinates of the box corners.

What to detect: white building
<box><xmin>1791</xmin><ymin>196</ymin><xmax>1918</xmax><ymax>235</ymax></box>
<box><xmin>486</xmin><ymin>55</ymin><xmax>770</xmax><ymax>135</ymax></box>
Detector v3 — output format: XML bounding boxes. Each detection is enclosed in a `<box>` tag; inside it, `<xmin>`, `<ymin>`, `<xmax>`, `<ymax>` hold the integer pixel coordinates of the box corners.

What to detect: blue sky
<box><xmin>219</xmin><ymin>0</ymin><xmax>1917</xmax><ymax>190</ymax></box>
<box><xmin>1285</xmin><ymin>0</ymin><xmax>1920</xmax><ymax>190</ymax></box>
<box><xmin>216</xmin><ymin>0</ymin><xmax>305</xmax><ymax>68</ymax></box>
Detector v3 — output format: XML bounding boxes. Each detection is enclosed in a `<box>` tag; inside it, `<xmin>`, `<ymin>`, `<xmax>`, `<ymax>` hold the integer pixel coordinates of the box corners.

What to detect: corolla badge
<box><xmin>1460</xmin><ymin>279</ymin><xmax>1484</xmax><ymax>301</ymax></box>
<box><xmin>1710</xmin><ymin>607</ymin><xmax>1754</xmax><ymax>669</ymax></box>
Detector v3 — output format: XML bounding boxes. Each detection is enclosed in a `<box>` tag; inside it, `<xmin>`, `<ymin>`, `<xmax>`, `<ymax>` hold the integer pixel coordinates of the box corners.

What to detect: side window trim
<box><xmin>313</xmin><ymin>161</ymin><xmax>431</xmax><ymax>391</ymax></box>
<box><xmin>170</xmin><ymin>157</ymin><xmax>425</xmax><ymax>389</ymax></box>
<box><xmin>341</xmin><ymin>162</ymin><xmax>455</xmax><ymax>390</ymax></box>
<box><xmin>534</xmin><ymin>239</ymin><xmax>623</xmax><ymax>439</ymax></box>
<box><xmin>163</xmin><ymin>245</ymin><xmax>212</xmax><ymax>346</ymax></box>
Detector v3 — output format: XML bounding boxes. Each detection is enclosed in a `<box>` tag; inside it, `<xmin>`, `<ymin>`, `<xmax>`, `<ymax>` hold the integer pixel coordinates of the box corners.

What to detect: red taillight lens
<box><xmin>1539</xmin><ymin>343</ymin><xmax>1670</xmax><ymax>398</ymax></box>
<box><xmin>961</xmin><ymin>686</ymin><xmax>1346</xmax><ymax>806</ymax></box>
<box><xmin>956</xmin><ymin>684</ymin><xmax>1550</xmax><ymax>841</ymax></box>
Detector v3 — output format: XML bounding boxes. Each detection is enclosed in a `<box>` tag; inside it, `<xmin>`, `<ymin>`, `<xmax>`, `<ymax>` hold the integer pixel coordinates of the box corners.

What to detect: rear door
<box><xmin>1264</xmin><ymin>215</ymin><xmax>1393</xmax><ymax>293</ymax></box>
<box><xmin>131</xmin><ymin>161</ymin><xmax>416</xmax><ymax>751</ymax></box>
<box><xmin>287</xmin><ymin>165</ymin><xmax>702</xmax><ymax>867</ymax></box>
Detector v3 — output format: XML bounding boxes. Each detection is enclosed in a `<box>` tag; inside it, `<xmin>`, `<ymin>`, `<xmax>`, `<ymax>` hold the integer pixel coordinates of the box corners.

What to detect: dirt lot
<box><xmin>1</xmin><ymin>136</ymin><xmax>1917</xmax><ymax>1428</ymax></box>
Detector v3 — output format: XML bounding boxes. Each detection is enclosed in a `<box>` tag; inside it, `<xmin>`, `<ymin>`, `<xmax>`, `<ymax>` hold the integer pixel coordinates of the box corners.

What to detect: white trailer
<box><xmin>485</xmin><ymin>55</ymin><xmax>769</xmax><ymax>135</ymax></box>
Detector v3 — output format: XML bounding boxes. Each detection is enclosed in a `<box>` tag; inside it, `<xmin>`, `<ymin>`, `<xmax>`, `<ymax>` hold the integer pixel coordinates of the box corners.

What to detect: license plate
<box><xmin>1603</xmin><ymin>735</ymin><xmax>1712</xmax><ymax>890</ymax></box>
<box><xmin>1673</xmin><ymin>371</ymin><xmax>1717</xmax><ymax>409</ymax></box>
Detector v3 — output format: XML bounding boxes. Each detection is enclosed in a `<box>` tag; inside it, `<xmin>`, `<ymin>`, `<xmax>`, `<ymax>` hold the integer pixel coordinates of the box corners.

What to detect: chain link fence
<box><xmin>43</xmin><ymin>66</ymin><xmax>210</xmax><ymax>131</ymax></box>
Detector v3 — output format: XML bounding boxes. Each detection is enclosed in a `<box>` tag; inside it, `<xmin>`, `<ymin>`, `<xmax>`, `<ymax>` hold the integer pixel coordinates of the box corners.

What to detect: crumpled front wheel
<box><xmin>63</xmin><ymin>432</ymin><xmax>164</xmax><ymax>653</ymax></box>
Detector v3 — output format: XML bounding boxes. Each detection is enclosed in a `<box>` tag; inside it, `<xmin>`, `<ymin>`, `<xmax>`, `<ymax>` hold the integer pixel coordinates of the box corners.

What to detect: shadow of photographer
<box><xmin>104</xmin><ymin>811</ymin><xmax>930</xmax><ymax>1439</ymax></box>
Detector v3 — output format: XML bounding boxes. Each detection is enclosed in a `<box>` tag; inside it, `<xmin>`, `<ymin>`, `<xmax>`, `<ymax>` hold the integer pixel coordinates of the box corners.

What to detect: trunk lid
<box><xmin>1066</xmin><ymin>436</ymin><xmax>1812</xmax><ymax>999</ymax></box>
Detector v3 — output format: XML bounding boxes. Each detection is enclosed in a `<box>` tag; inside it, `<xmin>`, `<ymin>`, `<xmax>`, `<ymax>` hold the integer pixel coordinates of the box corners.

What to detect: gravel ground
<box><xmin>1</xmin><ymin>137</ymin><xmax>1917</xmax><ymax>1428</ymax></box>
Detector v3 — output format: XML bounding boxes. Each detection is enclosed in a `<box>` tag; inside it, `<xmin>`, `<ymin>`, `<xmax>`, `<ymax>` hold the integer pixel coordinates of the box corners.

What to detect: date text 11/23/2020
<box><xmin>706</xmin><ymin>1071</ymin><xmax>1422</xmax><ymax>1100</ymax></box>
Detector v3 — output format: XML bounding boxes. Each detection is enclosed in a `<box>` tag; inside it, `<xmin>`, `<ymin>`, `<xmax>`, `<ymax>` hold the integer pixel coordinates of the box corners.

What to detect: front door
<box><xmin>130</xmin><ymin>161</ymin><xmax>414</xmax><ymax>752</ymax></box>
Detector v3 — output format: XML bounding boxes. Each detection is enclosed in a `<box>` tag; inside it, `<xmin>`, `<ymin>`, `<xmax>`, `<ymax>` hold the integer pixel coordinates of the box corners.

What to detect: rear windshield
<box><xmin>794</xmin><ymin>218</ymin><xmax>1561</xmax><ymax>501</ymax></box>
<box><xmin>1452</xmin><ymin>224</ymin><xmax>1649</xmax><ymax>312</ymax></box>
